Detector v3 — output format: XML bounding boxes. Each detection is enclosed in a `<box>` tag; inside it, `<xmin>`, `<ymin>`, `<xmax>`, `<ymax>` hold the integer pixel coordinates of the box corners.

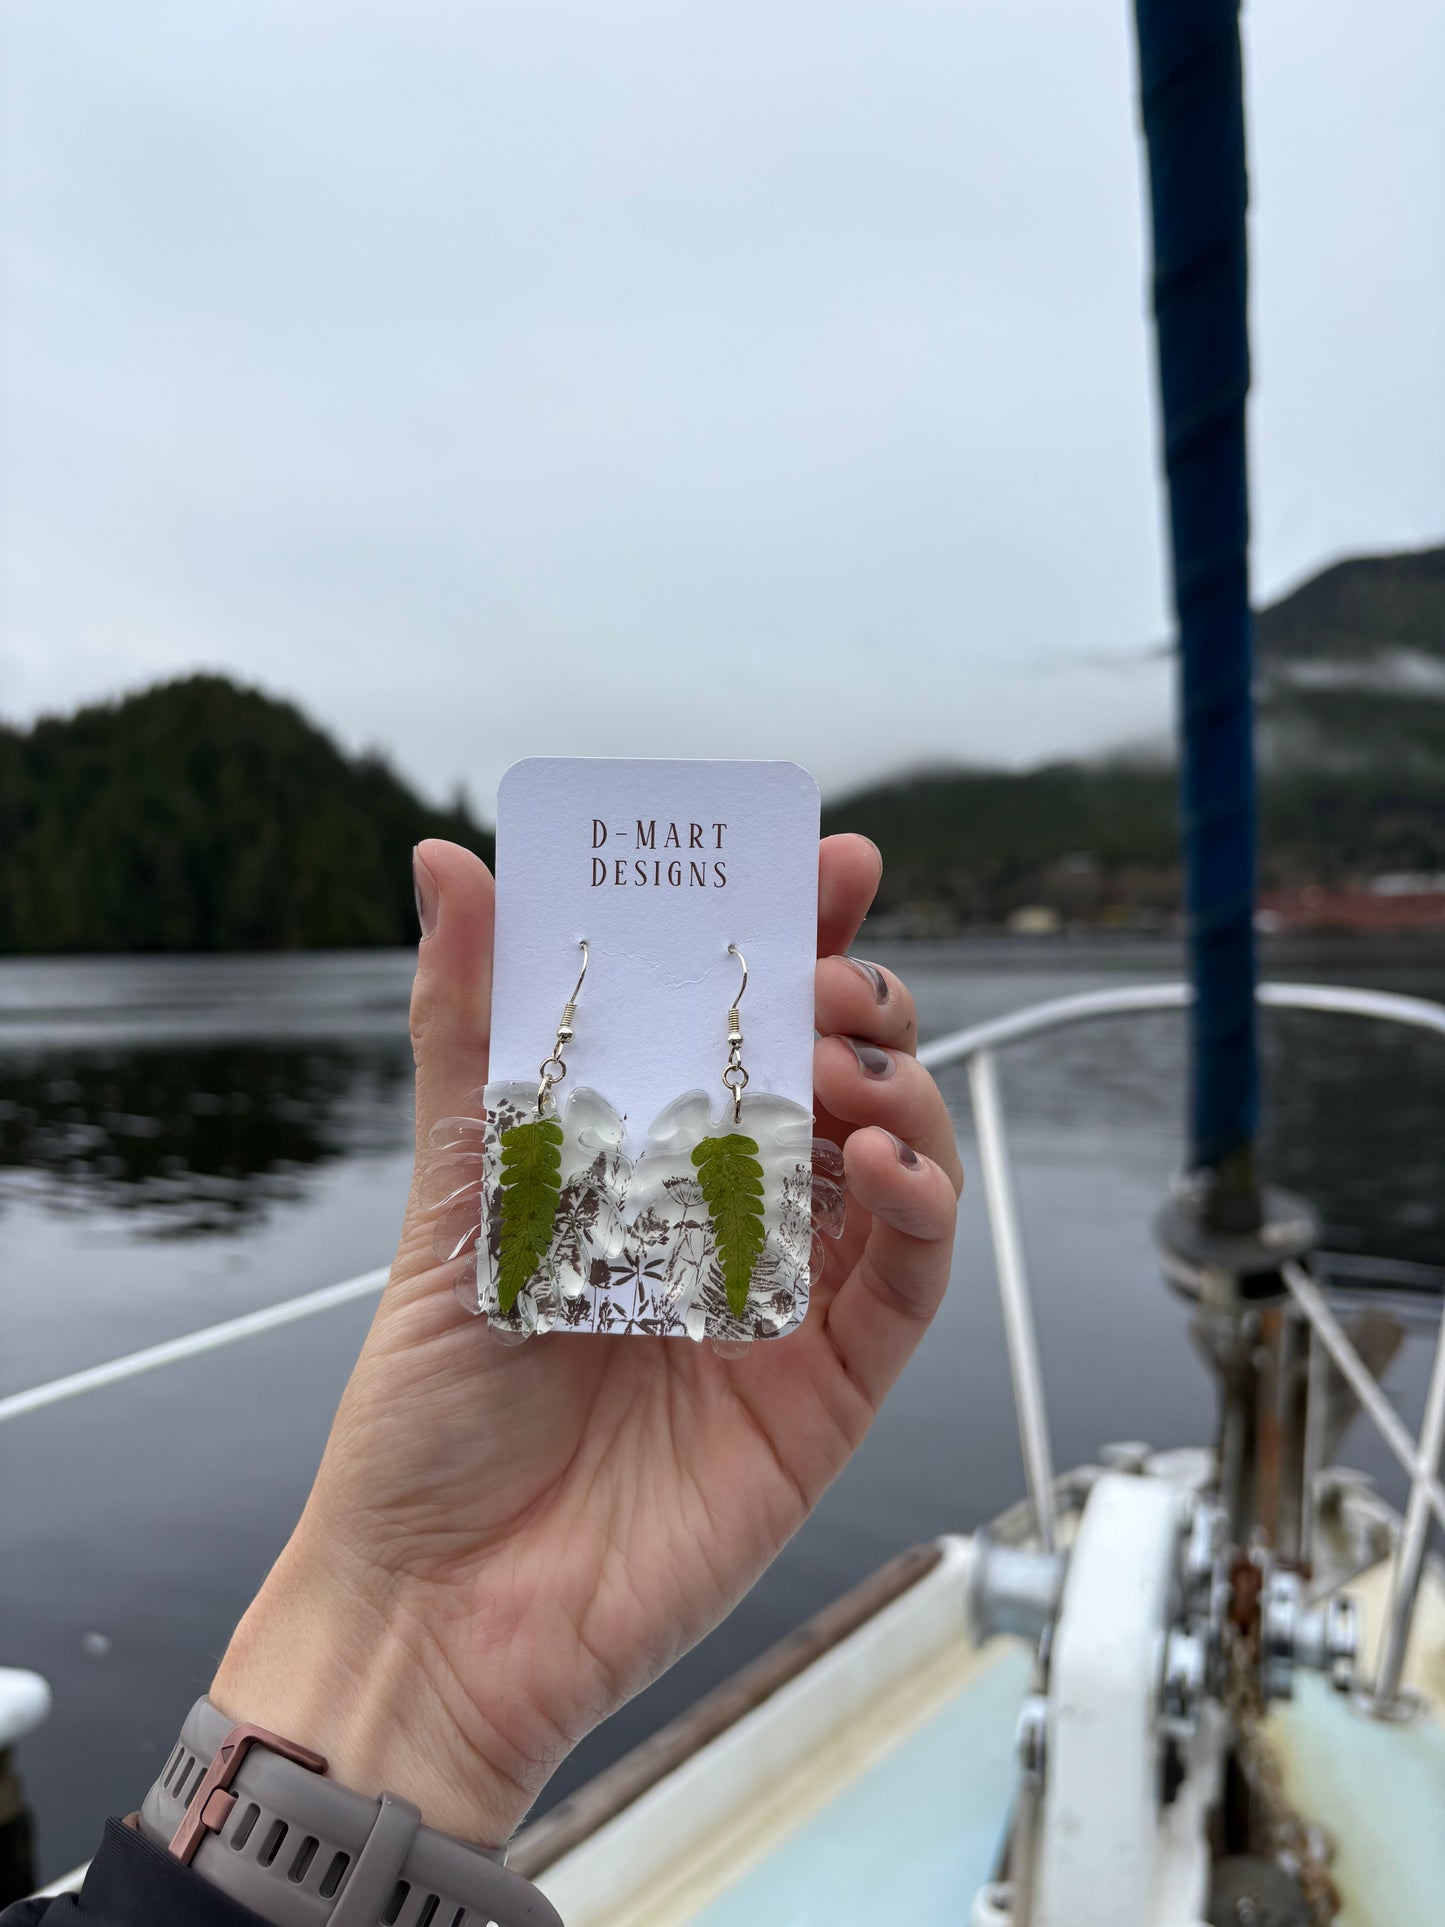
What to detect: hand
<box><xmin>212</xmin><ymin>835</ymin><xmax>963</xmax><ymax>1845</ymax></box>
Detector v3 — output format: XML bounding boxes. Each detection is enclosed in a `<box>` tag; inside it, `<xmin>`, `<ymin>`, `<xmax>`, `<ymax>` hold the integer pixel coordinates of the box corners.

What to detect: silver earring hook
<box><xmin>728</xmin><ymin>942</ymin><xmax>747</xmax><ymax>1005</ymax></box>
<box><xmin>537</xmin><ymin>939</ymin><xmax>588</xmax><ymax>1117</ymax></box>
<box><xmin>568</xmin><ymin>938</ymin><xmax>590</xmax><ymax>1006</ymax></box>
<box><xmin>723</xmin><ymin>944</ymin><xmax>749</xmax><ymax>1126</ymax></box>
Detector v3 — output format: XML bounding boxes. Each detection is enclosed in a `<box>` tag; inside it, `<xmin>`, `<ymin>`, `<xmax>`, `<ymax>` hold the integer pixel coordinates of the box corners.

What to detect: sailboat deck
<box><xmin>670</xmin><ymin>1643</ymin><xmax>1029</xmax><ymax>1927</ymax></box>
<box><xmin>532</xmin><ymin>1535</ymin><xmax>1033</xmax><ymax>1927</ymax></box>
<box><xmin>1270</xmin><ymin>1563</ymin><xmax>1445</xmax><ymax>1926</ymax></box>
<box><xmin>532</xmin><ymin>1532</ymin><xmax>1445</xmax><ymax>1927</ymax></box>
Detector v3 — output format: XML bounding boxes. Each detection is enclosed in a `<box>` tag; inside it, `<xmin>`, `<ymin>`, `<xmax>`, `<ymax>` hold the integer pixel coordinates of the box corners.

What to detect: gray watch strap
<box><xmin>139</xmin><ymin>1696</ymin><xmax>563</xmax><ymax>1927</ymax></box>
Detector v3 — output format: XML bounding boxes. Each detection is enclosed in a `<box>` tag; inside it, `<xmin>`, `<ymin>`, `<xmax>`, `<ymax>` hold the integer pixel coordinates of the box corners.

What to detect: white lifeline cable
<box><xmin>0</xmin><ymin>1268</ymin><xmax>389</xmax><ymax>1425</ymax></box>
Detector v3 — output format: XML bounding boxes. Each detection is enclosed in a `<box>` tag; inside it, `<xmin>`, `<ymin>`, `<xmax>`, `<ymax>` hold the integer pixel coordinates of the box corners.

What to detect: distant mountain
<box><xmin>1258</xmin><ymin>548</ymin><xmax>1445</xmax><ymax>781</ymax></box>
<box><xmin>825</xmin><ymin>545</ymin><xmax>1445</xmax><ymax>928</ymax></box>
<box><xmin>5</xmin><ymin>546</ymin><xmax>1442</xmax><ymax>952</ymax></box>
<box><xmin>1257</xmin><ymin>547</ymin><xmax>1445</xmax><ymax>670</ymax></box>
<box><xmin>0</xmin><ymin>676</ymin><xmax>490</xmax><ymax>953</ymax></box>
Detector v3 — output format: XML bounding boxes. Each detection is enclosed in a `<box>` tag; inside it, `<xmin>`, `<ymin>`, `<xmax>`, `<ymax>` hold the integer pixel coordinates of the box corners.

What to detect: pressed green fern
<box><xmin>496</xmin><ymin>1116</ymin><xmax>564</xmax><ymax>1312</ymax></box>
<box><xmin>691</xmin><ymin>1132</ymin><xmax>767</xmax><ymax>1317</ymax></box>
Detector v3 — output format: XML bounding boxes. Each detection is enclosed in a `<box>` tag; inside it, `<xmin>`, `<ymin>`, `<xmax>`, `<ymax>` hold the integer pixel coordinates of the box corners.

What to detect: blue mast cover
<box><xmin>1134</xmin><ymin>0</ymin><xmax>1260</xmax><ymax>1173</ymax></box>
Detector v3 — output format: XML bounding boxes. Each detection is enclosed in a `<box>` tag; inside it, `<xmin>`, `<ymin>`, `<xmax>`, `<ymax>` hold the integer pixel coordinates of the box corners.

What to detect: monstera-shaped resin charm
<box><xmin>424</xmin><ymin>1084</ymin><xmax>845</xmax><ymax>1344</ymax></box>
<box><xmin>623</xmin><ymin>1090</ymin><xmax>816</xmax><ymax>1342</ymax></box>
<box><xmin>474</xmin><ymin>1081</ymin><xmax>631</xmax><ymax>1335</ymax></box>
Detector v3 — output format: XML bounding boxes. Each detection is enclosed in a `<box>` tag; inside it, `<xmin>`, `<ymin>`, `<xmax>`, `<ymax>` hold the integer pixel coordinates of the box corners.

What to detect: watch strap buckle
<box><xmin>168</xmin><ymin>1721</ymin><xmax>328</xmax><ymax>1866</ymax></box>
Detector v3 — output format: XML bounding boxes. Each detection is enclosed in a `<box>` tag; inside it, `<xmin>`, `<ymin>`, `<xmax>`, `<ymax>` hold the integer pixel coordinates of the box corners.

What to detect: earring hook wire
<box><xmin>537</xmin><ymin>938</ymin><xmax>589</xmax><ymax>1117</ymax></box>
<box><xmin>724</xmin><ymin>944</ymin><xmax>749</xmax><ymax>1125</ymax></box>
<box><xmin>568</xmin><ymin>938</ymin><xmax>590</xmax><ymax>1004</ymax></box>
<box><xmin>728</xmin><ymin>942</ymin><xmax>747</xmax><ymax>1005</ymax></box>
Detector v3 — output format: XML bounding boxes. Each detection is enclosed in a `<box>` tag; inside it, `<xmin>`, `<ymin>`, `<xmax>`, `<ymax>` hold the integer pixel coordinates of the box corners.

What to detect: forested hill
<box><xmin>1255</xmin><ymin>546</ymin><xmax>1445</xmax><ymax>668</ymax></box>
<box><xmin>0</xmin><ymin>676</ymin><xmax>488</xmax><ymax>952</ymax></box>
<box><xmin>823</xmin><ymin>544</ymin><xmax>1445</xmax><ymax>929</ymax></box>
<box><xmin>3</xmin><ymin>545</ymin><xmax>1441</xmax><ymax>952</ymax></box>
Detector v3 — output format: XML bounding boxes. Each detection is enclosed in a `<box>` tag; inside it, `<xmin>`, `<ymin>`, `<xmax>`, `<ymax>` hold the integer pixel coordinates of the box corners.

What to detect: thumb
<box><xmin>408</xmin><ymin>838</ymin><xmax>495</xmax><ymax>1166</ymax></box>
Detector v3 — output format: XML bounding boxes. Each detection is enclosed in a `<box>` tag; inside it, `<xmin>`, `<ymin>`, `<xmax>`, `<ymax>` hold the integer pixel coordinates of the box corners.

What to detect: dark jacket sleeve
<box><xmin>2</xmin><ymin>1820</ymin><xmax>268</xmax><ymax>1927</ymax></box>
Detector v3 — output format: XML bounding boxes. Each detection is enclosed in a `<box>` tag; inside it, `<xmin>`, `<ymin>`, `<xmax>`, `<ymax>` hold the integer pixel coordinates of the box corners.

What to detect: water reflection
<box><xmin>2</xmin><ymin>961</ymin><xmax>1443</xmax><ymax>1264</ymax></box>
<box><xmin>1262</xmin><ymin>1010</ymin><xmax>1445</xmax><ymax>1274</ymax></box>
<box><xmin>931</xmin><ymin>1002</ymin><xmax>1445</xmax><ymax>1279</ymax></box>
<box><xmin>0</xmin><ymin>1039</ymin><xmax>413</xmax><ymax>1234</ymax></box>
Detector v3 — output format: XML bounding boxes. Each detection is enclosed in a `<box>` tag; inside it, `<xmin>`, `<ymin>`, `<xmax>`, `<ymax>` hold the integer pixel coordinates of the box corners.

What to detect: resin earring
<box><xmin>593</xmin><ymin>940</ymin><xmax>848</xmax><ymax>1342</ymax></box>
<box><xmin>445</xmin><ymin>936</ymin><xmax>838</xmax><ymax>1344</ymax></box>
<box><xmin>625</xmin><ymin>942</ymin><xmax>821</xmax><ymax>1340</ymax></box>
<box><xmin>494</xmin><ymin>940</ymin><xmax>589</xmax><ymax>1312</ymax></box>
<box><xmin>464</xmin><ymin>933</ymin><xmax>631</xmax><ymax>1336</ymax></box>
<box><xmin>689</xmin><ymin>944</ymin><xmax>768</xmax><ymax>1318</ymax></box>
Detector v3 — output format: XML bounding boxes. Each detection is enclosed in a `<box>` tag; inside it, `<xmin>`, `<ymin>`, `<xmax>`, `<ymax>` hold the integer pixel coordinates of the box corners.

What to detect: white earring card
<box><xmin>479</xmin><ymin>757</ymin><xmax>821</xmax><ymax>1340</ymax></box>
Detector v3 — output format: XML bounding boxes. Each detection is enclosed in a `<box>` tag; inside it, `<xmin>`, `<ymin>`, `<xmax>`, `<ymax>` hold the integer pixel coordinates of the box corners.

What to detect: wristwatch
<box><xmin>139</xmin><ymin>1697</ymin><xmax>563</xmax><ymax>1926</ymax></box>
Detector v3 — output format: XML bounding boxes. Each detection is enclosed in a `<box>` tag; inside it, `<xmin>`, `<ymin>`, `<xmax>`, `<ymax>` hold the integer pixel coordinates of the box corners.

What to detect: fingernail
<box><xmin>890</xmin><ymin>1133</ymin><xmax>921</xmax><ymax>1169</ymax></box>
<box><xmin>413</xmin><ymin>846</ymin><xmax>439</xmax><ymax>939</ymax></box>
<box><xmin>842</xmin><ymin>1035</ymin><xmax>896</xmax><ymax>1079</ymax></box>
<box><xmin>861</xmin><ymin>835</ymin><xmax>883</xmax><ymax>879</ymax></box>
<box><xmin>839</xmin><ymin>955</ymin><xmax>890</xmax><ymax>1003</ymax></box>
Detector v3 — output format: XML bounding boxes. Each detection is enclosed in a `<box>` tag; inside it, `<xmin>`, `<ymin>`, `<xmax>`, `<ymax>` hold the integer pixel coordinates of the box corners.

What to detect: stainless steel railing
<box><xmin>3</xmin><ymin>979</ymin><xmax>1443</xmax><ymax>1707</ymax></box>
<box><xmin>919</xmin><ymin>979</ymin><xmax>1445</xmax><ymax>1712</ymax></box>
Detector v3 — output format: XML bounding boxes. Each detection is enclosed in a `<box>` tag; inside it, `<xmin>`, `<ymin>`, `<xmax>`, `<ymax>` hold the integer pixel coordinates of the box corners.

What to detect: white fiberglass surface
<box><xmin>1272</xmin><ymin>1677</ymin><xmax>1445</xmax><ymax>1926</ymax></box>
<box><xmin>684</xmin><ymin>1644</ymin><xmax>1031</xmax><ymax>1927</ymax></box>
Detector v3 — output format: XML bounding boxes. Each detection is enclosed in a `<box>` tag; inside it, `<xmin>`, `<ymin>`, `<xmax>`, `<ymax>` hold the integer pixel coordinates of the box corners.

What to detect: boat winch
<box><xmin>967</xmin><ymin>1469</ymin><xmax>1359</xmax><ymax>1927</ymax></box>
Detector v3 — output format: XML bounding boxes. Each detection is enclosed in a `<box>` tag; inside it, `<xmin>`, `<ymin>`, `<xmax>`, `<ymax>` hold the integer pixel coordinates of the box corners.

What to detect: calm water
<box><xmin>3</xmin><ymin>939</ymin><xmax>1444</xmax><ymax>1880</ymax></box>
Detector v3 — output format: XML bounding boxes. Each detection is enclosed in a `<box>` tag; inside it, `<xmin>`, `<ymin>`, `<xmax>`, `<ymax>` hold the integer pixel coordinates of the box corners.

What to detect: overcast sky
<box><xmin>2</xmin><ymin>1</ymin><xmax>1441</xmax><ymax>812</ymax></box>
